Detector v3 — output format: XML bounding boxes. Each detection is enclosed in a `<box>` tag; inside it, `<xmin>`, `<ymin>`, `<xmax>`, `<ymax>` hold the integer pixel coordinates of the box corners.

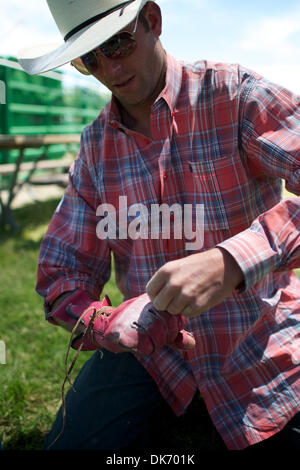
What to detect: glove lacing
<box><xmin>47</xmin><ymin>305</ymin><xmax>112</xmax><ymax>449</ymax></box>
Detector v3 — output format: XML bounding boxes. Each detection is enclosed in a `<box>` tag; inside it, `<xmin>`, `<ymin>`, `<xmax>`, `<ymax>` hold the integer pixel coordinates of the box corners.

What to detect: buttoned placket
<box><xmin>109</xmin><ymin>101</ymin><xmax>180</xmax><ymax>258</ymax></box>
<box><xmin>151</xmin><ymin>103</ymin><xmax>179</xmax><ymax>255</ymax></box>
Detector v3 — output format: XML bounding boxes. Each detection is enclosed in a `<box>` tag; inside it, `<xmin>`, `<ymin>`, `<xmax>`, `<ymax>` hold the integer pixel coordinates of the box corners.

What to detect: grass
<box><xmin>0</xmin><ymin>198</ymin><xmax>223</xmax><ymax>451</ymax></box>
<box><xmin>0</xmin><ymin>198</ymin><xmax>124</xmax><ymax>450</ymax></box>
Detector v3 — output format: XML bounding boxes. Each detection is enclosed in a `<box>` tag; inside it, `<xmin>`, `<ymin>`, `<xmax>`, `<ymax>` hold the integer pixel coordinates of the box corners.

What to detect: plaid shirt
<box><xmin>36</xmin><ymin>53</ymin><xmax>300</xmax><ymax>450</ymax></box>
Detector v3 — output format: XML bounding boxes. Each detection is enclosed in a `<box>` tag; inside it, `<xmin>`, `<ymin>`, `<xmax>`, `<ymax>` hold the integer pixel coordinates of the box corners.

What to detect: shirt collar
<box><xmin>107</xmin><ymin>51</ymin><xmax>183</xmax><ymax>126</ymax></box>
<box><xmin>158</xmin><ymin>52</ymin><xmax>183</xmax><ymax>114</ymax></box>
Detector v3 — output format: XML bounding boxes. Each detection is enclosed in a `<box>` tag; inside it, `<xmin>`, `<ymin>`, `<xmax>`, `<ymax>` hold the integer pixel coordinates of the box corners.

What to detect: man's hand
<box><xmin>146</xmin><ymin>248</ymin><xmax>244</xmax><ymax>318</ymax></box>
<box><xmin>47</xmin><ymin>289</ymin><xmax>196</xmax><ymax>355</ymax></box>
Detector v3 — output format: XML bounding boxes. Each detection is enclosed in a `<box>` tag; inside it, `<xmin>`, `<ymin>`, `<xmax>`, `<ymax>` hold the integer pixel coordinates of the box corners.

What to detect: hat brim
<box><xmin>18</xmin><ymin>0</ymin><xmax>147</xmax><ymax>75</ymax></box>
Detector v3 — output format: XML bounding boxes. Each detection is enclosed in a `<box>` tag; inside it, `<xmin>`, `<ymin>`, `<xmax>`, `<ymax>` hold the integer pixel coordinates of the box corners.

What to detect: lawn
<box><xmin>0</xmin><ymin>198</ymin><xmax>125</xmax><ymax>450</ymax></box>
<box><xmin>0</xmin><ymin>197</ymin><xmax>223</xmax><ymax>451</ymax></box>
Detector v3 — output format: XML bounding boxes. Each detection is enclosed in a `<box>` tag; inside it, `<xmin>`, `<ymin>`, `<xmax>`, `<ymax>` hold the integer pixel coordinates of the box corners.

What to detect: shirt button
<box><xmin>163</xmin><ymin>172</ymin><xmax>168</xmax><ymax>180</ymax></box>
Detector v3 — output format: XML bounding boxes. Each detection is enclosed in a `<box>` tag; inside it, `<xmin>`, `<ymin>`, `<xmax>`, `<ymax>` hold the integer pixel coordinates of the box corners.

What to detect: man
<box><xmin>18</xmin><ymin>0</ymin><xmax>300</xmax><ymax>451</ymax></box>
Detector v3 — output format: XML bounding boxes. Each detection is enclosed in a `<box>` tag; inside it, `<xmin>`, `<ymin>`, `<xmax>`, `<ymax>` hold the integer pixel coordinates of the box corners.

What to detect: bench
<box><xmin>0</xmin><ymin>134</ymin><xmax>81</xmax><ymax>230</ymax></box>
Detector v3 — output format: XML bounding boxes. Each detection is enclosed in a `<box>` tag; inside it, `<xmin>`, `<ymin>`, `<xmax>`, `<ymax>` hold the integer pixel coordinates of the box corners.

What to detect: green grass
<box><xmin>0</xmin><ymin>198</ymin><xmax>123</xmax><ymax>450</ymax></box>
<box><xmin>0</xmin><ymin>197</ymin><xmax>227</xmax><ymax>452</ymax></box>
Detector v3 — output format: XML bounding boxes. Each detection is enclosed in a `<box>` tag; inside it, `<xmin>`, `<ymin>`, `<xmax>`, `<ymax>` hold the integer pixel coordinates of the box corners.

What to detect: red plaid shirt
<box><xmin>37</xmin><ymin>53</ymin><xmax>300</xmax><ymax>450</ymax></box>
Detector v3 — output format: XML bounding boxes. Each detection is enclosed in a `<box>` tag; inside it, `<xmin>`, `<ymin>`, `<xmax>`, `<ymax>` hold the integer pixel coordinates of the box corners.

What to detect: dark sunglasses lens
<box><xmin>100</xmin><ymin>32</ymin><xmax>136</xmax><ymax>59</ymax></box>
<box><xmin>81</xmin><ymin>52</ymin><xmax>98</xmax><ymax>72</ymax></box>
<box><xmin>71</xmin><ymin>57</ymin><xmax>91</xmax><ymax>75</ymax></box>
<box><xmin>72</xmin><ymin>32</ymin><xmax>137</xmax><ymax>75</ymax></box>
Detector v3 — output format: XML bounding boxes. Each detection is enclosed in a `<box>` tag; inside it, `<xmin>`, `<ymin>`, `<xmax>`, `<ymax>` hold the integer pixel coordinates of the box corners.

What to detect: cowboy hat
<box><xmin>17</xmin><ymin>0</ymin><xmax>148</xmax><ymax>75</ymax></box>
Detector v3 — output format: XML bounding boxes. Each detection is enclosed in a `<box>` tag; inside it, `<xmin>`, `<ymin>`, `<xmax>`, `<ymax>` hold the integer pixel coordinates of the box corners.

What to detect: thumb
<box><xmin>169</xmin><ymin>329</ymin><xmax>196</xmax><ymax>350</ymax></box>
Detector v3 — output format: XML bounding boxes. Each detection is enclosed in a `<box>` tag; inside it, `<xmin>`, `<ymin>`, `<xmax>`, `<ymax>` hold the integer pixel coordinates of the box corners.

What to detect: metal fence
<box><xmin>0</xmin><ymin>57</ymin><xmax>108</xmax><ymax>164</ymax></box>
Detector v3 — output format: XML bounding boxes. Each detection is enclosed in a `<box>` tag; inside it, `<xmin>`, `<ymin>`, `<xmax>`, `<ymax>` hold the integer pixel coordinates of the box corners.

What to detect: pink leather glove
<box><xmin>47</xmin><ymin>289</ymin><xmax>196</xmax><ymax>355</ymax></box>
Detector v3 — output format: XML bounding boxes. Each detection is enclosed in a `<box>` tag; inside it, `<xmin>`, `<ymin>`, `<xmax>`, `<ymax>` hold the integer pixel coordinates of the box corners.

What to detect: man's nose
<box><xmin>101</xmin><ymin>56</ymin><xmax>123</xmax><ymax>78</ymax></box>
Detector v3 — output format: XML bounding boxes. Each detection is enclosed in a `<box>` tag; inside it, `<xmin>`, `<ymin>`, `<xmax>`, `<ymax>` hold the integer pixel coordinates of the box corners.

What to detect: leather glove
<box><xmin>47</xmin><ymin>289</ymin><xmax>196</xmax><ymax>355</ymax></box>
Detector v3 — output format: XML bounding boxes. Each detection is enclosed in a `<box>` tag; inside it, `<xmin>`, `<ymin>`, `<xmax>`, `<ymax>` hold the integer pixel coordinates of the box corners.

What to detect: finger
<box><xmin>165</xmin><ymin>294</ymin><xmax>190</xmax><ymax>315</ymax></box>
<box><xmin>181</xmin><ymin>304</ymin><xmax>200</xmax><ymax>318</ymax></box>
<box><xmin>151</xmin><ymin>283</ymin><xmax>175</xmax><ymax>311</ymax></box>
<box><xmin>146</xmin><ymin>270</ymin><xmax>167</xmax><ymax>300</ymax></box>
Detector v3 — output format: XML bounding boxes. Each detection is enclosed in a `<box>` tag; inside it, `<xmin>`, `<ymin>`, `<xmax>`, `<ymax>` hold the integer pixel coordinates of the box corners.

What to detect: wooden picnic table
<box><xmin>0</xmin><ymin>134</ymin><xmax>81</xmax><ymax>230</ymax></box>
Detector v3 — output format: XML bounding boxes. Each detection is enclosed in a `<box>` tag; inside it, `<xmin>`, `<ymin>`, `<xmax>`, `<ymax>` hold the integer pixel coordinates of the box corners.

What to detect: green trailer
<box><xmin>0</xmin><ymin>57</ymin><xmax>109</xmax><ymax>164</ymax></box>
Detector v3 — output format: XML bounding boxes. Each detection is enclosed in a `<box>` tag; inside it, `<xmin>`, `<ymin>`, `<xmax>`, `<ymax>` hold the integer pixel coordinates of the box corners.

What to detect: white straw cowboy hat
<box><xmin>18</xmin><ymin>0</ymin><xmax>148</xmax><ymax>75</ymax></box>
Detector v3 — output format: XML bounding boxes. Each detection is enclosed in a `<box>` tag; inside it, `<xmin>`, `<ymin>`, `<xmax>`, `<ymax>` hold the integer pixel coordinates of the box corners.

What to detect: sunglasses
<box><xmin>71</xmin><ymin>14</ymin><xmax>139</xmax><ymax>75</ymax></box>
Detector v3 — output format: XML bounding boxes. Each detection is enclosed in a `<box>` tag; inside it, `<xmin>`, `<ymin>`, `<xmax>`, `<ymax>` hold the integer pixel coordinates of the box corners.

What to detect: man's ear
<box><xmin>143</xmin><ymin>1</ymin><xmax>162</xmax><ymax>39</ymax></box>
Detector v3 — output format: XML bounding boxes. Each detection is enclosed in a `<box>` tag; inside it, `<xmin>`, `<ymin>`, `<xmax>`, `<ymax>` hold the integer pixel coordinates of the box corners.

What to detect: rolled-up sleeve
<box><xmin>218</xmin><ymin>76</ymin><xmax>300</xmax><ymax>290</ymax></box>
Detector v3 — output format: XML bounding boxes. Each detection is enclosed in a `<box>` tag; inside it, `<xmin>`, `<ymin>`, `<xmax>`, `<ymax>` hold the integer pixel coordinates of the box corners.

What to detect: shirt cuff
<box><xmin>217</xmin><ymin>224</ymin><xmax>279</xmax><ymax>292</ymax></box>
<box><xmin>43</xmin><ymin>278</ymin><xmax>101</xmax><ymax>314</ymax></box>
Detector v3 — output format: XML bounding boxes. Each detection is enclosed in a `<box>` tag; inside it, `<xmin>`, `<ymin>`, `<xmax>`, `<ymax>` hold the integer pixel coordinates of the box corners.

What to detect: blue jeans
<box><xmin>44</xmin><ymin>350</ymin><xmax>169</xmax><ymax>450</ymax></box>
<box><xmin>44</xmin><ymin>349</ymin><xmax>300</xmax><ymax>451</ymax></box>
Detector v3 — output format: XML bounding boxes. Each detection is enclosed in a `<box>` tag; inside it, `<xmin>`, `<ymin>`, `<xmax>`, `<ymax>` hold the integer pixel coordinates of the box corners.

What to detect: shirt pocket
<box><xmin>187</xmin><ymin>154</ymin><xmax>250</xmax><ymax>233</ymax></box>
<box><xmin>187</xmin><ymin>158</ymin><xmax>229</xmax><ymax>231</ymax></box>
